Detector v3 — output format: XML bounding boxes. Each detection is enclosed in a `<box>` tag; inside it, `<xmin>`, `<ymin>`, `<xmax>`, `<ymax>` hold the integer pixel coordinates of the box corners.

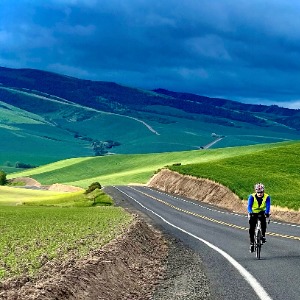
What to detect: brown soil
<box><xmin>147</xmin><ymin>169</ymin><xmax>300</xmax><ymax>224</ymax></box>
<box><xmin>47</xmin><ymin>183</ymin><xmax>84</xmax><ymax>192</ymax></box>
<box><xmin>8</xmin><ymin>177</ymin><xmax>84</xmax><ymax>192</ymax></box>
<box><xmin>0</xmin><ymin>219</ymin><xmax>168</xmax><ymax>300</ymax></box>
<box><xmin>8</xmin><ymin>177</ymin><xmax>41</xmax><ymax>187</ymax></box>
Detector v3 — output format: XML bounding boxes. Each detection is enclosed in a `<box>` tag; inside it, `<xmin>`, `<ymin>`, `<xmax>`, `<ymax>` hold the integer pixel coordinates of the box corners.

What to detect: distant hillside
<box><xmin>1</xmin><ymin>66</ymin><xmax>300</xmax><ymax>128</ymax></box>
<box><xmin>1</xmin><ymin>66</ymin><xmax>300</xmax><ymax>170</ymax></box>
<box><xmin>154</xmin><ymin>89</ymin><xmax>300</xmax><ymax>129</ymax></box>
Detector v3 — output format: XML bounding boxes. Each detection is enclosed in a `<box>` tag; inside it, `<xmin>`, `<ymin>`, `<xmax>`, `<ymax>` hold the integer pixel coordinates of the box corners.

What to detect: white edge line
<box><xmin>114</xmin><ymin>186</ymin><xmax>273</xmax><ymax>300</ymax></box>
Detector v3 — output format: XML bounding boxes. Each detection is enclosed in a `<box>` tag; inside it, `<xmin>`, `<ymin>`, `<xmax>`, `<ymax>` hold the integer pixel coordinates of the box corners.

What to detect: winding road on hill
<box><xmin>1</xmin><ymin>86</ymin><xmax>160</xmax><ymax>135</ymax></box>
<box><xmin>201</xmin><ymin>136</ymin><xmax>224</xmax><ymax>149</ymax></box>
<box><xmin>107</xmin><ymin>185</ymin><xmax>300</xmax><ymax>300</ymax></box>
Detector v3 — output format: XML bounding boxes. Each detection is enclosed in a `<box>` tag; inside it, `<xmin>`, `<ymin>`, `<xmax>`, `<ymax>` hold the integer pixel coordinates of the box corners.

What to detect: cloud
<box><xmin>1</xmin><ymin>0</ymin><xmax>300</xmax><ymax>108</ymax></box>
<box><xmin>235</xmin><ymin>97</ymin><xmax>300</xmax><ymax>110</ymax></box>
<box><xmin>281</xmin><ymin>101</ymin><xmax>300</xmax><ymax>109</ymax></box>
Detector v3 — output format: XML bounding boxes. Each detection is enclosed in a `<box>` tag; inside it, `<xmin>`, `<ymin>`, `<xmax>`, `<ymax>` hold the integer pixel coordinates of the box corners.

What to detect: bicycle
<box><xmin>254</xmin><ymin>214</ymin><xmax>270</xmax><ymax>259</ymax></box>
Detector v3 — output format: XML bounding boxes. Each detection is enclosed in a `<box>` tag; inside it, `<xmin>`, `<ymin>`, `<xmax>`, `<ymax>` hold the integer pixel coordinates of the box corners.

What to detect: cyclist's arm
<box><xmin>247</xmin><ymin>195</ymin><xmax>254</xmax><ymax>213</ymax></box>
<box><xmin>265</xmin><ymin>195</ymin><xmax>271</xmax><ymax>215</ymax></box>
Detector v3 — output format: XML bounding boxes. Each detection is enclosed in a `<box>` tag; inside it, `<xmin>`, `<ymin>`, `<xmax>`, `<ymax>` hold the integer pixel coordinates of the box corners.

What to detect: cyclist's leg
<box><xmin>249</xmin><ymin>215</ymin><xmax>257</xmax><ymax>243</ymax></box>
<box><xmin>260</xmin><ymin>212</ymin><xmax>267</xmax><ymax>242</ymax></box>
<box><xmin>249</xmin><ymin>215</ymin><xmax>257</xmax><ymax>252</ymax></box>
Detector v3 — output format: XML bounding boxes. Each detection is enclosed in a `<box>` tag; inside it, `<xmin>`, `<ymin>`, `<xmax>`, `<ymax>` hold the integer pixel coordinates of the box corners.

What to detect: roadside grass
<box><xmin>23</xmin><ymin>190</ymin><xmax>113</xmax><ymax>207</ymax></box>
<box><xmin>169</xmin><ymin>142</ymin><xmax>300</xmax><ymax>211</ymax></box>
<box><xmin>7</xmin><ymin>141</ymin><xmax>288</xmax><ymax>187</ymax></box>
<box><xmin>0</xmin><ymin>205</ymin><xmax>132</xmax><ymax>280</ymax></box>
<box><xmin>0</xmin><ymin>186</ymin><xmax>131</xmax><ymax>280</ymax></box>
<box><xmin>0</xmin><ymin>186</ymin><xmax>73</xmax><ymax>206</ymax></box>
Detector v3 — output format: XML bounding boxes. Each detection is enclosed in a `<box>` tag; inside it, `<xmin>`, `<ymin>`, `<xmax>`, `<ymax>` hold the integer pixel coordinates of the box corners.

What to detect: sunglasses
<box><xmin>256</xmin><ymin>191</ymin><xmax>264</xmax><ymax>193</ymax></box>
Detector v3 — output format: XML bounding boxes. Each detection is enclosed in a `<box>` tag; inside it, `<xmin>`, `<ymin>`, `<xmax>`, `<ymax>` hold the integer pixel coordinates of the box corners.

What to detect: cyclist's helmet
<box><xmin>254</xmin><ymin>183</ymin><xmax>265</xmax><ymax>192</ymax></box>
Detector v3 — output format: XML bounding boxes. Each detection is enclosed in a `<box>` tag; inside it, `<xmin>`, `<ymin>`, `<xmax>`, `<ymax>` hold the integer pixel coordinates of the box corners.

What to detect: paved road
<box><xmin>106</xmin><ymin>185</ymin><xmax>300</xmax><ymax>300</ymax></box>
<box><xmin>201</xmin><ymin>137</ymin><xmax>224</xmax><ymax>149</ymax></box>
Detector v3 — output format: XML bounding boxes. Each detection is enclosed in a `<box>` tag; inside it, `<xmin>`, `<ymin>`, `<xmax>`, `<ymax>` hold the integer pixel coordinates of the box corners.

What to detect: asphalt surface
<box><xmin>105</xmin><ymin>185</ymin><xmax>300</xmax><ymax>300</ymax></box>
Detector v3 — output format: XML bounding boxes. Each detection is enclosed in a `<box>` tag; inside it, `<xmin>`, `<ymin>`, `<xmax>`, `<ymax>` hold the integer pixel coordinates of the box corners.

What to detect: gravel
<box><xmin>152</xmin><ymin>235</ymin><xmax>211</xmax><ymax>300</ymax></box>
<box><xmin>105</xmin><ymin>186</ymin><xmax>212</xmax><ymax>300</ymax></box>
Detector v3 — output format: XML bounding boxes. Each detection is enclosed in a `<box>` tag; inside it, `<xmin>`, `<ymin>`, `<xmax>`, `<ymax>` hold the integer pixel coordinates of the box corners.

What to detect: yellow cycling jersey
<box><xmin>251</xmin><ymin>193</ymin><xmax>269</xmax><ymax>213</ymax></box>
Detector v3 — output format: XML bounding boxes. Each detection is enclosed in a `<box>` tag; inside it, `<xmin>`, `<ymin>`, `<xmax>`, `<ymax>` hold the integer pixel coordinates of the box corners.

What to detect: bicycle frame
<box><xmin>254</xmin><ymin>218</ymin><xmax>262</xmax><ymax>259</ymax></box>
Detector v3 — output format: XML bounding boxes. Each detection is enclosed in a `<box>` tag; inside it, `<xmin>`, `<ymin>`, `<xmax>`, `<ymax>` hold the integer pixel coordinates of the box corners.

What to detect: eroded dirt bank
<box><xmin>0</xmin><ymin>219</ymin><xmax>168</xmax><ymax>300</ymax></box>
<box><xmin>147</xmin><ymin>169</ymin><xmax>300</xmax><ymax>224</ymax></box>
<box><xmin>8</xmin><ymin>178</ymin><xmax>84</xmax><ymax>192</ymax></box>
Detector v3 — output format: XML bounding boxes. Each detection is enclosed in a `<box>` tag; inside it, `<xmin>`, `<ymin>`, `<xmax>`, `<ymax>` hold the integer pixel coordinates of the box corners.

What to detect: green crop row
<box><xmin>0</xmin><ymin>187</ymin><xmax>130</xmax><ymax>280</ymax></box>
<box><xmin>0</xmin><ymin>205</ymin><xmax>132</xmax><ymax>280</ymax></box>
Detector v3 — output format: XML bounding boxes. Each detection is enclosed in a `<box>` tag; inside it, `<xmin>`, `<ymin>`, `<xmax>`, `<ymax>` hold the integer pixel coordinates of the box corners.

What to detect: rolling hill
<box><xmin>6</xmin><ymin>140</ymin><xmax>300</xmax><ymax>211</ymax></box>
<box><xmin>1</xmin><ymin>66</ymin><xmax>300</xmax><ymax>172</ymax></box>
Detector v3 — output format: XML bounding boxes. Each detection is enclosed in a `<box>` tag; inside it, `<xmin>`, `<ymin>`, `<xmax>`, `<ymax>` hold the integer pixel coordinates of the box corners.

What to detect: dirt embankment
<box><xmin>8</xmin><ymin>177</ymin><xmax>42</xmax><ymax>187</ymax></box>
<box><xmin>8</xmin><ymin>177</ymin><xmax>84</xmax><ymax>192</ymax></box>
<box><xmin>147</xmin><ymin>169</ymin><xmax>300</xmax><ymax>224</ymax></box>
<box><xmin>0</xmin><ymin>219</ymin><xmax>168</xmax><ymax>300</ymax></box>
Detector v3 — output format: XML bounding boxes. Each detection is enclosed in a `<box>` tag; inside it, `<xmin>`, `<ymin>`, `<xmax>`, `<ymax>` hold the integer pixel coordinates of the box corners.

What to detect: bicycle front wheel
<box><xmin>256</xmin><ymin>231</ymin><xmax>262</xmax><ymax>259</ymax></box>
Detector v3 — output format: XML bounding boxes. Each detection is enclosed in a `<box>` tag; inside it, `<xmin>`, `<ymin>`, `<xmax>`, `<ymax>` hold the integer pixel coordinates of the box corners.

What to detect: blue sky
<box><xmin>1</xmin><ymin>0</ymin><xmax>300</xmax><ymax>109</ymax></box>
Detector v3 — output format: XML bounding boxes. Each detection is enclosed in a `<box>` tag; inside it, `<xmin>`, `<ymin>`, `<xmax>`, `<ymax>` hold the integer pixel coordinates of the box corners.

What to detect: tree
<box><xmin>85</xmin><ymin>182</ymin><xmax>102</xmax><ymax>194</ymax></box>
<box><xmin>15</xmin><ymin>162</ymin><xmax>37</xmax><ymax>169</ymax></box>
<box><xmin>0</xmin><ymin>171</ymin><xmax>7</xmax><ymax>185</ymax></box>
<box><xmin>85</xmin><ymin>189</ymin><xmax>100</xmax><ymax>205</ymax></box>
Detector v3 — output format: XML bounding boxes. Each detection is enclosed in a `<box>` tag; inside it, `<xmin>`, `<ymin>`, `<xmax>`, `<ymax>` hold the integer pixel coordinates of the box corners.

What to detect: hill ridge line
<box><xmin>0</xmin><ymin>86</ymin><xmax>159</xmax><ymax>135</ymax></box>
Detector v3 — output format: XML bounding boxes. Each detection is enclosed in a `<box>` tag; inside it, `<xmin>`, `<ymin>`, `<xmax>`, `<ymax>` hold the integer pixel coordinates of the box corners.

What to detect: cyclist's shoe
<box><xmin>262</xmin><ymin>237</ymin><xmax>266</xmax><ymax>243</ymax></box>
<box><xmin>249</xmin><ymin>243</ymin><xmax>254</xmax><ymax>253</ymax></box>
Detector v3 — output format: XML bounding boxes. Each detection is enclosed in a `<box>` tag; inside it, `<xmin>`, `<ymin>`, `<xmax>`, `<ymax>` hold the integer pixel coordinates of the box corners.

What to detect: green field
<box><xmin>7</xmin><ymin>140</ymin><xmax>297</xmax><ymax>189</ymax></box>
<box><xmin>0</xmin><ymin>205</ymin><xmax>132</xmax><ymax>280</ymax></box>
<box><xmin>1</xmin><ymin>140</ymin><xmax>299</xmax><ymax>281</ymax></box>
<box><xmin>0</xmin><ymin>187</ymin><xmax>132</xmax><ymax>280</ymax></box>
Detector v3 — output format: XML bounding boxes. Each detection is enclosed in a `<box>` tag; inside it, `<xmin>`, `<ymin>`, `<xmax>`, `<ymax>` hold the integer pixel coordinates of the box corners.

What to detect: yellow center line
<box><xmin>131</xmin><ymin>187</ymin><xmax>300</xmax><ymax>241</ymax></box>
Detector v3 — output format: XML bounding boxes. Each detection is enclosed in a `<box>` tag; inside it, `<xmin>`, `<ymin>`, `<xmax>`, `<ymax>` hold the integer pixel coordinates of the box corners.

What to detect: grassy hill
<box><xmin>7</xmin><ymin>140</ymin><xmax>300</xmax><ymax>210</ymax></box>
<box><xmin>7</xmin><ymin>142</ymin><xmax>277</xmax><ymax>186</ymax></box>
<box><xmin>1</xmin><ymin>66</ymin><xmax>300</xmax><ymax>172</ymax></box>
<box><xmin>169</xmin><ymin>141</ymin><xmax>300</xmax><ymax>211</ymax></box>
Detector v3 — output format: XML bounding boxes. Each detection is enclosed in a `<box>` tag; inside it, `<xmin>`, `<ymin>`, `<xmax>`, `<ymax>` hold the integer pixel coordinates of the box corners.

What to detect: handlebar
<box><xmin>248</xmin><ymin>213</ymin><xmax>271</xmax><ymax>224</ymax></box>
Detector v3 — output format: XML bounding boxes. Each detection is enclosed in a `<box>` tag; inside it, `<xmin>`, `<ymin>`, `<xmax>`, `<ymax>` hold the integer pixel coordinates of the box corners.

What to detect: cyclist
<box><xmin>247</xmin><ymin>183</ymin><xmax>271</xmax><ymax>253</ymax></box>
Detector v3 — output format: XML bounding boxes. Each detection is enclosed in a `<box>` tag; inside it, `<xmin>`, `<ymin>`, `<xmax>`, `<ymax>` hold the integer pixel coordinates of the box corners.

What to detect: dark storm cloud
<box><xmin>1</xmin><ymin>0</ymin><xmax>300</xmax><ymax>108</ymax></box>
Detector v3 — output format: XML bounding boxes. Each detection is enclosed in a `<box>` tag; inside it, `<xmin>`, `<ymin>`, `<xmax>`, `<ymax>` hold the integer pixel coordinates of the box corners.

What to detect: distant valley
<box><xmin>1</xmin><ymin>66</ymin><xmax>300</xmax><ymax>172</ymax></box>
